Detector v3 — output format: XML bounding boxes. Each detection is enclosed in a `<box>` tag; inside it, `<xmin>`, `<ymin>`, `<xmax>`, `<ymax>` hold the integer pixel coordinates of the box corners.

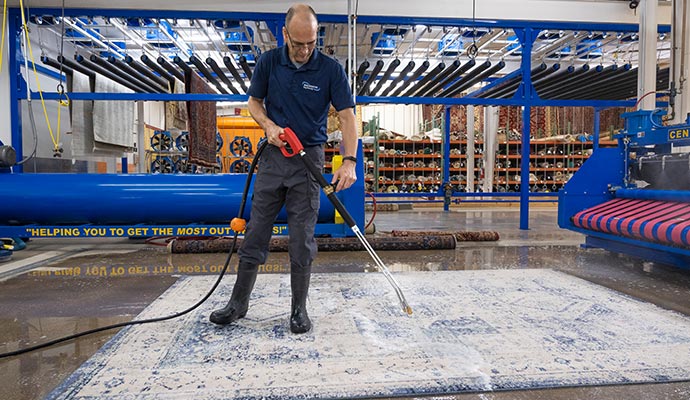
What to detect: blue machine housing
<box><xmin>0</xmin><ymin>145</ymin><xmax>365</xmax><ymax>239</ymax></box>
<box><xmin>558</xmin><ymin>110</ymin><xmax>690</xmax><ymax>268</ymax></box>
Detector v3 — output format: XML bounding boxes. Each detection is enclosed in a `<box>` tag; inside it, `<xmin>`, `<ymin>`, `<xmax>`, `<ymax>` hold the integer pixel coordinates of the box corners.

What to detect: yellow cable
<box><xmin>19</xmin><ymin>0</ymin><xmax>67</xmax><ymax>152</ymax></box>
<box><xmin>0</xmin><ymin>0</ymin><xmax>7</xmax><ymax>71</ymax></box>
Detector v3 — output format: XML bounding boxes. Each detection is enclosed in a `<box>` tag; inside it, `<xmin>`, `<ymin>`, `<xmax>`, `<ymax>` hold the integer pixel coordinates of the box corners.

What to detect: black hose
<box><xmin>0</xmin><ymin>140</ymin><xmax>268</xmax><ymax>359</ymax></box>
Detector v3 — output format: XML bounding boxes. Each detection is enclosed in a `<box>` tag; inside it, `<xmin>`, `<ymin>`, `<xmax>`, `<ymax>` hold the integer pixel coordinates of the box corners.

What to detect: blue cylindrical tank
<box><xmin>0</xmin><ymin>173</ymin><xmax>335</xmax><ymax>225</ymax></box>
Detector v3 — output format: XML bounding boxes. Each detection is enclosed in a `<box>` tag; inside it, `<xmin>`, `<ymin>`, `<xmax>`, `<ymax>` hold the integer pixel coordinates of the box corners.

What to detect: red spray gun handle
<box><xmin>278</xmin><ymin>128</ymin><xmax>304</xmax><ymax>158</ymax></box>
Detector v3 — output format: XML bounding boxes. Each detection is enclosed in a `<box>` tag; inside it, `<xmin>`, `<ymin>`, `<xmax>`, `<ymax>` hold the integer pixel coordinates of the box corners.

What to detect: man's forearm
<box><xmin>247</xmin><ymin>96</ymin><xmax>276</xmax><ymax>132</ymax></box>
<box><xmin>338</xmin><ymin>108</ymin><xmax>358</xmax><ymax>158</ymax></box>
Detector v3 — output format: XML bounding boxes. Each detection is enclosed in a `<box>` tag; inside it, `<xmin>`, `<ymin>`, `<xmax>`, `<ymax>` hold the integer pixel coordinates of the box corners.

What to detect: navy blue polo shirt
<box><xmin>248</xmin><ymin>46</ymin><xmax>355</xmax><ymax>146</ymax></box>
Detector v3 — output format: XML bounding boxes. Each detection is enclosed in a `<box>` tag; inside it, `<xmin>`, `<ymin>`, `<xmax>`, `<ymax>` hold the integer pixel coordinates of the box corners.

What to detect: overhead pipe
<box><xmin>439</xmin><ymin>60</ymin><xmax>492</xmax><ymax>97</ymax></box>
<box><xmin>124</xmin><ymin>55</ymin><xmax>170</xmax><ymax>90</ymax></box>
<box><xmin>598</xmin><ymin>67</ymin><xmax>669</xmax><ymax>100</ymax></box>
<box><xmin>476</xmin><ymin>69</ymin><xmax>526</xmax><ymax>99</ymax></box>
<box><xmin>413</xmin><ymin>60</ymin><xmax>463</xmax><ymax>97</ymax></box>
<box><xmin>189</xmin><ymin>55</ymin><xmax>228</xmax><ymax>94</ymax></box>
<box><xmin>157</xmin><ymin>56</ymin><xmax>185</xmax><ymax>82</ymax></box>
<box><xmin>89</xmin><ymin>54</ymin><xmax>157</xmax><ymax>93</ymax></box>
<box><xmin>424</xmin><ymin>59</ymin><xmax>477</xmax><ymax>97</ymax></box>
<box><xmin>444</xmin><ymin>60</ymin><xmax>506</xmax><ymax>98</ymax></box>
<box><xmin>89</xmin><ymin>54</ymin><xmax>157</xmax><ymax>92</ymax></box>
<box><xmin>571</xmin><ymin>66</ymin><xmax>638</xmax><ymax>100</ymax></box>
<box><xmin>600</xmin><ymin>77</ymin><xmax>668</xmax><ymax>101</ymax></box>
<box><xmin>63</xmin><ymin>18</ymin><xmax>125</xmax><ymax>60</ymax></box>
<box><xmin>563</xmin><ymin>63</ymin><xmax>631</xmax><ymax>99</ymax></box>
<box><xmin>57</xmin><ymin>55</ymin><xmax>95</xmax><ymax>79</ymax></box>
<box><xmin>141</xmin><ymin>55</ymin><xmax>175</xmax><ymax>86</ymax></box>
<box><xmin>539</xmin><ymin>64</ymin><xmax>603</xmax><ymax>99</ymax></box>
<box><xmin>550</xmin><ymin>64</ymin><xmax>617</xmax><ymax>100</ymax></box>
<box><xmin>222</xmin><ymin>56</ymin><xmax>248</xmax><ymax>92</ymax></box>
<box><xmin>532</xmin><ymin>64</ymin><xmax>576</xmax><ymax>93</ymax></box>
<box><xmin>238</xmin><ymin>55</ymin><xmax>253</xmax><ymax>80</ymax></box>
<box><xmin>531</xmin><ymin>31</ymin><xmax>581</xmax><ymax>60</ymax></box>
<box><xmin>569</xmin><ymin>64</ymin><xmax>635</xmax><ymax>99</ymax></box>
<box><xmin>40</xmin><ymin>55</ymin><xmax>74</xmax><ymax>77</ymax></box>
<box><xmin>355</xmin><ymin>60</ymin><xmax>370</xmax><ymax>89</ymax></box>
<box><xmin>357</xmin><ymin>59</ymin><xmax>384</xmax><ymax>96</ymax></box>
<box><xmin>173</xmin><ymin>55</ymin><xmax>193</xmax><ymax>76</ymax></box>
<box><xmin>207</xmin><ymin>57</ymin><xmax>240</xmax><ymax>95</ymax></box>
<box><xmin>536</xmin><ymin>64</ymin><xmax>590</xmax><ymax>97</ymax></box>
<box><xmin>479</xmin><ymin>63</ymin><xmax>549</xmax><ymax>98</ymax></box>
<box><xmin>108</xmin><ymin>56</ymin><xmax>167</xmax><ymax>93</ymax></box>
<box><xmin>156</xmin><ymin>20</ymin><xmax>193</xmax><ymax>57</ymax></box>
<box><xmin>76</xmin><ymin>54</ymin><xmax>146</xmax><ymax>93</ymax></box>
<box><xmin>380</xmin><ymin>60</ymin><xmax>415</xmax><ymax>97</ymax></box>
<box><xmin>391</xmin><ymin>60</ymin><xmax>430</xmax><ymax>97</ymax></box>
<box><xmin>492</xmin><ymin>63</ymin><xmax>560</xmax><ymax>99</ymax></box>
<box><xmin>369</xmin><ymin>58</ymin><xmax>401</xmax><ymax>96</ymax></box>
<box><xmin>573</xmin><ymin>73</ymin><xmax>638</xmax><ymax>100</ymax></box>
<box><xmin>400</xmin><ymin>62</ymin><xmax>445</xmax><ymax>97</ymax></box>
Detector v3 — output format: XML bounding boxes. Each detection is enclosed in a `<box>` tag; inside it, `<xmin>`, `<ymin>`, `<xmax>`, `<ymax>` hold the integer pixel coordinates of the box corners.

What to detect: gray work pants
<box><xmin>238</xmin><ymin>143</ymin><xmax>324</xmax><ymax>271</ymax></box>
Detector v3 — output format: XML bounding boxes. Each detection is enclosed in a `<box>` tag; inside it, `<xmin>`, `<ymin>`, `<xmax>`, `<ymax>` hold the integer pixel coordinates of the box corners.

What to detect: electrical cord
<box><xmin>0</xmin><ymin>140</ymin><xmax>267</xmax><ymax>359</ymax></box>
<box><xmin>364</xmin><ymin>191</ymin><xmax>376</xmax><ymax>232</ymax></box>
<box><xmin>19</xmin><ymin>0</ymin><xmax>67</xmax><ymax>156</ymax></box>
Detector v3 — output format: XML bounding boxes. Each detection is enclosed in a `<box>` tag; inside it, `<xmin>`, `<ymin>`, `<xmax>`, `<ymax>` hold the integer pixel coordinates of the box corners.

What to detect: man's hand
<box><xmin>331</xmin><ymin>160</ymin><xmax>357</xmax><ymax>192</ymax></box>
<box><xmin>265</xmin><ymin>124</ymin><xmax>285</xmax><ymax>147</ymax></box>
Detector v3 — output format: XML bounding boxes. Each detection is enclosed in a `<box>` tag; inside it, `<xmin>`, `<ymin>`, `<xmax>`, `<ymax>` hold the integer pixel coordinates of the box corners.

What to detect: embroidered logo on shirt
<box><xmin>302</xmin><ymin>81</ymin><xmax>321</xmax><ymax>92</ymax></box>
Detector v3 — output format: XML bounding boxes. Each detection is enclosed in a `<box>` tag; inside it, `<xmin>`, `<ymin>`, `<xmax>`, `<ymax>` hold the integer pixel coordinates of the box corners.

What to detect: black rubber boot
<box><xmin>289</xmin><ymin>267</ymin><xmax>312</xmax><ymax>334</ymax></box>
<box><xmin>209</xmin><ymin>262</ymin><xmax>258</xmax><ymax>325</ymax></box>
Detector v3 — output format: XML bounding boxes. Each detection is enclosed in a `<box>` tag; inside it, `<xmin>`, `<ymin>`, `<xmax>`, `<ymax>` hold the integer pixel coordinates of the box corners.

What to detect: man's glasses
<box><xmin>285</xmin><ymin>28</ymin><xmax>317</xmax><ymax>51</ymax></box>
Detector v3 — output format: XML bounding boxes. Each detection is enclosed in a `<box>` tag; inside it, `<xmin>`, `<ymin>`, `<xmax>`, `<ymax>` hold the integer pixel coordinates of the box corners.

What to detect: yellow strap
<box><xmin>0</xmin><ymin>0</ymin><xmax>7</xmax><ymax>71</ymax></box>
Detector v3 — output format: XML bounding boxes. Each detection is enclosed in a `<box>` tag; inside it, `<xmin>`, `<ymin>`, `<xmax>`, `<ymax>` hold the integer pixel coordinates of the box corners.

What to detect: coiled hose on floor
<box><xmin>0</xmin><ymin>141</ymin><xmax>268</xmax><ymax>359</ymax></box>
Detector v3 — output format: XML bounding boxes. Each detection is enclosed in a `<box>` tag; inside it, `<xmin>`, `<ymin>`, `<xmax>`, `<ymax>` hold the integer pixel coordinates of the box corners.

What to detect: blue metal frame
<box><xmin>7</xmin><ymin>6</ymin><xmax>671</xmax><ymax>231</ymax></box>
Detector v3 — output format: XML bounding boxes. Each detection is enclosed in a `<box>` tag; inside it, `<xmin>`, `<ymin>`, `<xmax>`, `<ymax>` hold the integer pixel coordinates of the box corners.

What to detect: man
<box><xmin>210</xmin><ymin>3</ymin><xmax>358</xmax><ymax>334</ymax></box>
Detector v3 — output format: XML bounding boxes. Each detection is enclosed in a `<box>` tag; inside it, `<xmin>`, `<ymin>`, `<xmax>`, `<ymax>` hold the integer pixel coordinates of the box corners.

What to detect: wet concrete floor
<box><xmin>1</xmin><ymin>206</ymin><xmax>690</xmax><ymax>399</ymax></box>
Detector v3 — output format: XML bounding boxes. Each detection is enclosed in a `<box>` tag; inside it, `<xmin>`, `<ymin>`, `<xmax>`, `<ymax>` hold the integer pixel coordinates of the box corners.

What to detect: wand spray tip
<box><xmin>405</xmin><ymin>305</ymin><xmax>413</xmax><ymax>315</ymax></box>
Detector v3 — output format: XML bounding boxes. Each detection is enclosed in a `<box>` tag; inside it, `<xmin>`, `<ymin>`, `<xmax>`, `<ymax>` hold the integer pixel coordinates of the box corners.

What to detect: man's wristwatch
<box><xmin>342</xmin><ymin>156</ymin><xmax>357</xmax><ymax>164</ymax></box>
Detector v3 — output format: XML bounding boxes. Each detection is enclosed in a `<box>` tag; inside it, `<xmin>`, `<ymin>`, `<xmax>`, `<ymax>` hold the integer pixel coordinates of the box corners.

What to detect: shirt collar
<box><xmin>280</xmin><ymin>45</ymin><xmax>320</xmax><ymax>70</ymax></box>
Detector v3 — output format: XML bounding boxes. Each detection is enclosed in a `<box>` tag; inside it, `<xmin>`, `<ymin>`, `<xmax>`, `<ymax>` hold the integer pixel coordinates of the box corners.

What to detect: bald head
<box><xmin>285</xmin><ymin>3</ymin><xmax>318</xmax><ymax>30</ymax></box>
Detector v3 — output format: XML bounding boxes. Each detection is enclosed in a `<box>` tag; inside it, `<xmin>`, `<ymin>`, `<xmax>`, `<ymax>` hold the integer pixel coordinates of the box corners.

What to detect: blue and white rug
<box><xmin>49</xmin><ymin>270</ymin><xmax>690</xmax><ymax>399</ymax></box>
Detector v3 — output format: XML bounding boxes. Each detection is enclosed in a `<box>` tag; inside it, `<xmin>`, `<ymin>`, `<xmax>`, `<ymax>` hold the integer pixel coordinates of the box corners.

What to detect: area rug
<box><xmin>185</xmin><ymin>70</ymin><xmax>217</xmax><ymax>168</ymax></box>
<box><xmin>47</xmin><ymin>270</ymin><xmax>690</xmax><ymax>399</ymax></box>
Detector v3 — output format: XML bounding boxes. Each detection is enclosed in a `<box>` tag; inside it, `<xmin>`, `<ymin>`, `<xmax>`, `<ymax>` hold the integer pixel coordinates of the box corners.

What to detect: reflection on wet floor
<box><xmin>1</xmin><ymin>207</ymin><xmax>690</xmax><ymax>400</ymax></box>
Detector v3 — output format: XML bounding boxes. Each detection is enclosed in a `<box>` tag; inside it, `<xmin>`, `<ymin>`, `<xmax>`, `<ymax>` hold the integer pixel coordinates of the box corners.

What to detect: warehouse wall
<box><xmin>361</xmin><ymin>104</ymin><xmax>423</xmax><ymax>138</ymax></box>
<box><xmin>144</xmin><ymin>102</ymin><xmax>165</xmax><ymax>131</ymax></box>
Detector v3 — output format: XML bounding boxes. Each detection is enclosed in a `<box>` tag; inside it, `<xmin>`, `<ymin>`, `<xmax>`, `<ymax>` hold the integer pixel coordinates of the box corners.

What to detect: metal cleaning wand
<box><xmin>279</xmin><ymin>128</ymin><xmax>413</xmax><ymax>315</ymax></box>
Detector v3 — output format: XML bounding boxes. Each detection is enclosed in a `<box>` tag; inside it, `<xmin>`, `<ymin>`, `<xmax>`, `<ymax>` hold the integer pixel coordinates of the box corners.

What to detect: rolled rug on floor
<box><xmin>390</xmin><ymin>230</ymin><xmax>500</xmax><ymax>241</ymax></box>
<box><xmin>168</xmin><ymin>234</ymin><xmax>457</xmax><ymax>254</ymax></box>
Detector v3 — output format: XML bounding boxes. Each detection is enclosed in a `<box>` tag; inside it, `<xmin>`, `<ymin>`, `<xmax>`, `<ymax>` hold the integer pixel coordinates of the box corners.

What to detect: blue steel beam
<box><xmin>9</xmin><ymin>8</ymin><xmax>23</xmax><ymax>172</ymax></box>
<box><xmin>517</xmin><ymin>27</ymin><xmax>538</xmax><ymax>230</ymax></box>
